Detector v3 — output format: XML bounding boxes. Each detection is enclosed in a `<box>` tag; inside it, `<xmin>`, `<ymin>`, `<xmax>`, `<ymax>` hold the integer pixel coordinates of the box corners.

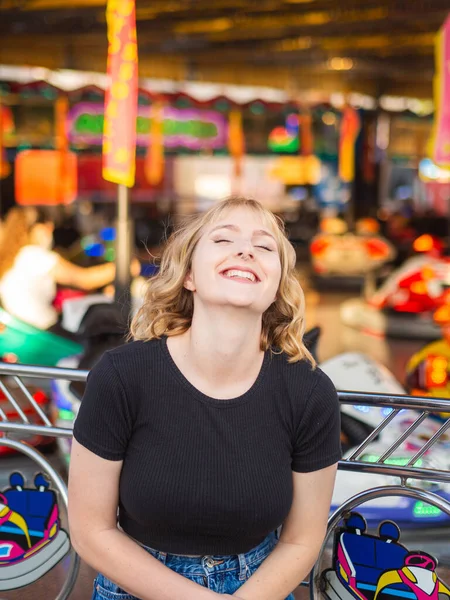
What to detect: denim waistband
<box><xmin>141</xmin><ymin>531</ymin><xmax>278</xmax><ymax>582</ymax></box>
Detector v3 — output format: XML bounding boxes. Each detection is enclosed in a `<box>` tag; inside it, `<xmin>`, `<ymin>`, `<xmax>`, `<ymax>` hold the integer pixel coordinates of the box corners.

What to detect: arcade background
<box><xmin>0</xmin><ymin>67</ymin><xmax>449</xmax><ymax>600</ymax></box>
<box><xmin>0</xmin><ymin>1</ymin><xmax>450</xmax><ymax>599</ymax></box>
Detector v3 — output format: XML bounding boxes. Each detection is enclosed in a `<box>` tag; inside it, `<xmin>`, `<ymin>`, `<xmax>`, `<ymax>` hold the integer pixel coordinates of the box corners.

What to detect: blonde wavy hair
<box><xmin>0</xmin><ymin>207</ymin><xmax>39</xmax><ymax>280</ymax></box>
<box><xmin>130</xmin><ymin>197</ymin><xmax>315</xmax><ymax>365</ymax></box>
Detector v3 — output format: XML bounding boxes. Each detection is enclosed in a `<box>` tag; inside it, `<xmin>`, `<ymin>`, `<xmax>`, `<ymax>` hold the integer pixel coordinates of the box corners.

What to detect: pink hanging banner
<box><xmin>432</xmin><ymin>14</ymin><xmax>450</xmax><ymax>167</ymax></box>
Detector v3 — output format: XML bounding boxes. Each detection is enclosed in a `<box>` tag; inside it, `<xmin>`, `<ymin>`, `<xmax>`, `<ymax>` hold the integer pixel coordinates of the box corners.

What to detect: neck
<box><xmin>178</xmin><ymin>305</ymin><xmax>264</xmax><ymax>386</ymax></box>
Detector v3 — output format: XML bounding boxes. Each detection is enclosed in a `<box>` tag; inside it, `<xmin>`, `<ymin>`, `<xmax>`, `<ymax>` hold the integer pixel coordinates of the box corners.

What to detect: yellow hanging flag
<box><xmin>145</xmin><ymin>102</ymin><xmax>165</xmax><ymax>186</ymax></box>
<box><xmin>103</xmin><ymin>0</ymin><xmax>138</xmax><ymax>187</ymax></box>
<box><xmin>299</xmin><ymin>112</ymin><xmax>314</xmax><ymax>157</ymax></box>
<box><xmin>339</xmin><ymin>107</ymin><xmax>360</xmax><ymax>183</ymax></box>
<box><xmin>228</xmin><ymin>109</ymin><xmax>245</xmax><ymax>179</ymax></box>
<box><xmin>55</xmin><ymin>96</ymin><xmax>69</xmax><ymax>153</ymax></box>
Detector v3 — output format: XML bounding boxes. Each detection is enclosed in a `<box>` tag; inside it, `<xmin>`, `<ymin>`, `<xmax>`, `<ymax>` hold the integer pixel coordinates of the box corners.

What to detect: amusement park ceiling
<box><xmin>0</xmin><ymin>0</ymin><xmax>448</xmax><ymax>98</ymax></box>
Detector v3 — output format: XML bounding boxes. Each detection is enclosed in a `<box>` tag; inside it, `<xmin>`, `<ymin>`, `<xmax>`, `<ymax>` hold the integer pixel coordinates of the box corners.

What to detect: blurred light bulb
<box><xmin>322</xmin><ymin>112</ymin><xmax>336</xmax><ymax>126</ymax></box>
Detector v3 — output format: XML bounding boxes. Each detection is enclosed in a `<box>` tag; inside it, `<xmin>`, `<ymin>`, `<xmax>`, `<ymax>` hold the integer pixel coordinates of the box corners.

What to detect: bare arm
<box><xmin>232</xmin><ymin>463</ymin><xmax>338</xmax><ymax>600</ymax></box>
<box><xmin>68</xmin><ymin>439</ymin><xmax>218</xmax><ymax>600</ymax></box>
<box><xmin>52</xmin><ymin>255</ymin><xmax>140</xmax><ymax>291</ymax></box>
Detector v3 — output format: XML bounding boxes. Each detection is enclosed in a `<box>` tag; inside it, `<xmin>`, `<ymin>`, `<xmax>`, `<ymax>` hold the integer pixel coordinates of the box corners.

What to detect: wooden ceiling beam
<box><xmin>2</xmin><ymin>0</ymin><xmax>449</xmax><ymax>23</ymax></box>
<box><xmin>2</xmin><ymin>0</ymin><xmax>449</xmax><ymax>14</ymax></box>
<box><xmin>133</xmin><ymin>14</ymin><xmax>444</xmax><ymax>53</ymax></box>
<box><xmin>0</xmin><ymin>1</ymin><xmax>446</xmax><ymax>52</ymax></box>
<box><xmin>0</xmin><ymin>0</ymin><xmax>442</xmax><ymax>96</ymax></box>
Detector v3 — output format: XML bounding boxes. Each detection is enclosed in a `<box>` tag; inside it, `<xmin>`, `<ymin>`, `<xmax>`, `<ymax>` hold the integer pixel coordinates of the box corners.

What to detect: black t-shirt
<box><xmin>73</xmin><ymin>337</ymin><xmax>341</xmax><ymax>555</ymax></box>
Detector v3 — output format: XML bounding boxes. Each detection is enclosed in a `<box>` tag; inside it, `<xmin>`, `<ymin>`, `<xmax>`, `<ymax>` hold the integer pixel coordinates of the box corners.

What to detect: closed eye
<box><xmin>256</xmin><ymin>245</ymin><xmax>273</xmax><ymax>251</ymax></box>
<box><xmin>214</xmin><ymin>239</ymin><xmax>232</xmax><ymax>244</ymax></box>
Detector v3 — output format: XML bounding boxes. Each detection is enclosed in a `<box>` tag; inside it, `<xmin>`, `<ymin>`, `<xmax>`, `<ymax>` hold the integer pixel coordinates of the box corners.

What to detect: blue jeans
<box><xmin>92</xmin><ymin>530</ymin><xmax>295</xmax><ymax>599</ymax></box>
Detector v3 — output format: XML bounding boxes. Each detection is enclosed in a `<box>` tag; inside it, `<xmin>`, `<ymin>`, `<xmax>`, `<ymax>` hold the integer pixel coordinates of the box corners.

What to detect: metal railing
<box><xmin>0</xmin><ymin>362</ymin><xmax>449</xmax><ymax>599</ymax></box>
<box><xmin>0</xmin><ymin>362</ymin><xmax>87</xmax><ymax>600</ymax></box>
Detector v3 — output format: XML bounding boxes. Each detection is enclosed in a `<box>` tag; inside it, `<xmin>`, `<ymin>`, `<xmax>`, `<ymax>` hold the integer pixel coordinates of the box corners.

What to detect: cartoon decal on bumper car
<box><xmin>0</xmin><ymin>472</ymin><xmax>70</xmax><ymax>590</ymax></box>
<box><xmin>321</xmin><ymin>512</ymin><xmax>450</xmax><ymax>600</ymax></box>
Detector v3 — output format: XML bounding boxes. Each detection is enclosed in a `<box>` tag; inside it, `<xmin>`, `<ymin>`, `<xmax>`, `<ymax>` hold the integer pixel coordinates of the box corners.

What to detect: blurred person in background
<box><xmin>0</xmin><ymin>206</ymin><xmax>139</xmax><ymax>334</ymax></box>
<box><xmin>52</xmin><ymin>209</ymin><xmax>82</xmax><ymax>254</ymax></box>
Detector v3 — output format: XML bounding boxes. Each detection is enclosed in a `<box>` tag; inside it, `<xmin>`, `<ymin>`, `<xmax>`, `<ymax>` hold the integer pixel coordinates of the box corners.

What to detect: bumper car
<box><xmin>0</xmin><ymin>472</ymin><xmax>70</xmax><ymax>590</ymax></box>
<box><xmin>0</xmin><ymin>308</ymin><xmax>82</xmax><ymax>367</ymax></box>
<box><xmin>405</xmin><ymin>306</ymin><xmax>450</xmax><ymax>418</ymax></box>
<box><xmin>341</xmin><ymin>235</ymin><xmax>450</xmax><ymax>339</ymax></box>
<box><xmin>320</xmin><ymin>511</ymin><xmax>450</xmax><ymax>600</ymax></box>
<box><xmin>310</xmin><ymin>218</ymin><xmax>395</xmax><ymax>290</ymax></box>
<box><xmin>320</xmin><ymin>351</ymin><xmax>450</xmax><ymax>528</ymax></box>
<box><xmin>0</xmin><ymin>248</ymin><xmax>148</xmax><ymax>367</ymax></box>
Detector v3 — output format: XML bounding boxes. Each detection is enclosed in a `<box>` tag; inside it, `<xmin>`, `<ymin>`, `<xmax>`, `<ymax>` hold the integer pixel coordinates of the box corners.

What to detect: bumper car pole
<box><xmin>114</xmin><ymin>183</ymin><xmax>133</xmax><ymax>318</ymax></box>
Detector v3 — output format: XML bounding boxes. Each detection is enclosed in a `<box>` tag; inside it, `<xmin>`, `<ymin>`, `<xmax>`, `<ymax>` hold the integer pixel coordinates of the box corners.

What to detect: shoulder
<box><xmin>18</xmin><ymin>245</ymin><xmax>58</xmax><ymax>269</ymax></box>
<box><xmin>101</xmin><ymin>338</ymin><xmax>163</xmax><ymax>376</ymax></box>
<box><xmin>87</xmin><ymin>339</ymin><xmax>165</xmax><ymax>417</ymax></box>
<box><xmin>106</xmin><ymin>338</ymin><xmax>161</xmax><ymax>360</ymax></box>
<box><xmin>272</xmin><ymin>351</ymin><xmax>335</xmax><ymax>397</ymax></box>
<box><xmin>20</xmin><ymin>245</ymin><xmax>56</xmax><ymax>259</ymax></box>
<box><xmin>272</xmin><ymin>352</ymin><xmax>339</xmax><ymax>421</ymax></box>
<box><xmin>85</xmin><ymin>341</ymin><xmax>161</xmax><ymax>399</ymax></box>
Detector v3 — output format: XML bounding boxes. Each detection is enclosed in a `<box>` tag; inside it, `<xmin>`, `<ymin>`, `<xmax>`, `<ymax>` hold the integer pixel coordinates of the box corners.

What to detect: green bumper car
<box><xmin>0</xmin><ymin>309</ymin><xmax>82</xmax><ymax>366</ymax></box>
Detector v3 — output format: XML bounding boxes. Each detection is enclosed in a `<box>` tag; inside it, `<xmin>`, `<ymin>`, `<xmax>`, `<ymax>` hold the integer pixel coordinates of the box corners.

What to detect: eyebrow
<box><xmin>209</xmin><ymin>224</ymin><xmax>277</xmax><ymax>242</ymax></box>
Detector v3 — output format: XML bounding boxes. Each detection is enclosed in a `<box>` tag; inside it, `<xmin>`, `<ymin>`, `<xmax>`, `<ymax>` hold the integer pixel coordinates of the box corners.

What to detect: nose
<box><xmin>237</xmin><ymin>251</ymin><xmax>254</xmax><ymax>260</ymax></box>
<box><xmin>236</xmin><ymin>242</ymin><xmax>254</xmax><ymax>260</ymax></box>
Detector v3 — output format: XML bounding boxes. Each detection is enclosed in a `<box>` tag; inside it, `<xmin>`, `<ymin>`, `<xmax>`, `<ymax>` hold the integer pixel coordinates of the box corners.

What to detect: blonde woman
<box><xmin>0</xmin><ymin>207</ymin><xmax>138</xmax><ymax>332</ymax></box>
<box><xmin>69</xmin><ymin>197</ymin><xmax>341</xmax><ymax>600</ymax></box>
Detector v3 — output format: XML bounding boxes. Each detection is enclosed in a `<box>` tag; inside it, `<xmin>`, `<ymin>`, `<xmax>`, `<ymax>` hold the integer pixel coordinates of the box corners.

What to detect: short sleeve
<box><xmin>18</xmin><ymin>246</ymin><xmax>58</xmax><ymax>275</ymax></box>
<box><xmin>292</xmin><ymin>369</ymin><xmax>342</xmax><ymax>472</ymax></box>
<box><xmin>73</xmin><ymin>352</ymin><xmax>132</xmax><ymax>460</ymax></box>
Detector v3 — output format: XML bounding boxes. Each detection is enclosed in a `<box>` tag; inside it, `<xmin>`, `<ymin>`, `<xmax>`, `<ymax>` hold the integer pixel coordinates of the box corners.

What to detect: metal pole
<box><xmin>114</xmin><ymin>183</ymin><xmax>133</xmax><ymax>314</ymax></box>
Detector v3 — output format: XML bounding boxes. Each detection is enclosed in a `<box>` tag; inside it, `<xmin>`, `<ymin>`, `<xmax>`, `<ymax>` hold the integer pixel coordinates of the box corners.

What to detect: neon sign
<box><xmin>268</xmin><ymin>114</ymin><xmax>299</xmax><ymax>153</ymax></box>
<box><xmin>68</xmin><ymin>102</ymin><xmax>227</xmax><ymax>150</ymax></box>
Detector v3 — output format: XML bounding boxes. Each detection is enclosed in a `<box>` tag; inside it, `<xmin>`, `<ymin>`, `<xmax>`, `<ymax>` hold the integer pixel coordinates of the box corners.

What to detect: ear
<box><xmin>183</xmin><ymin>271</ymin><xmax>196</xmax><ymax>292</ymax></box>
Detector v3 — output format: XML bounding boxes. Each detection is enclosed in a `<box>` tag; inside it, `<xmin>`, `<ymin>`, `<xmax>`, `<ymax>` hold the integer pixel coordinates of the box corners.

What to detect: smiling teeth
<box><xmin>223</xmin><ymin>269</ymin><xmax>256</xmax><ymax>282</ymax></box>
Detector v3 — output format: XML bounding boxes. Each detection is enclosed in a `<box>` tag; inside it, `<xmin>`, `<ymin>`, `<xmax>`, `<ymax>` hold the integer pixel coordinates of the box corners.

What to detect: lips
<box><xmin>220</xmin><ymin>266</ymin><xmax>260</xmax><ymax>283</ymax></box>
